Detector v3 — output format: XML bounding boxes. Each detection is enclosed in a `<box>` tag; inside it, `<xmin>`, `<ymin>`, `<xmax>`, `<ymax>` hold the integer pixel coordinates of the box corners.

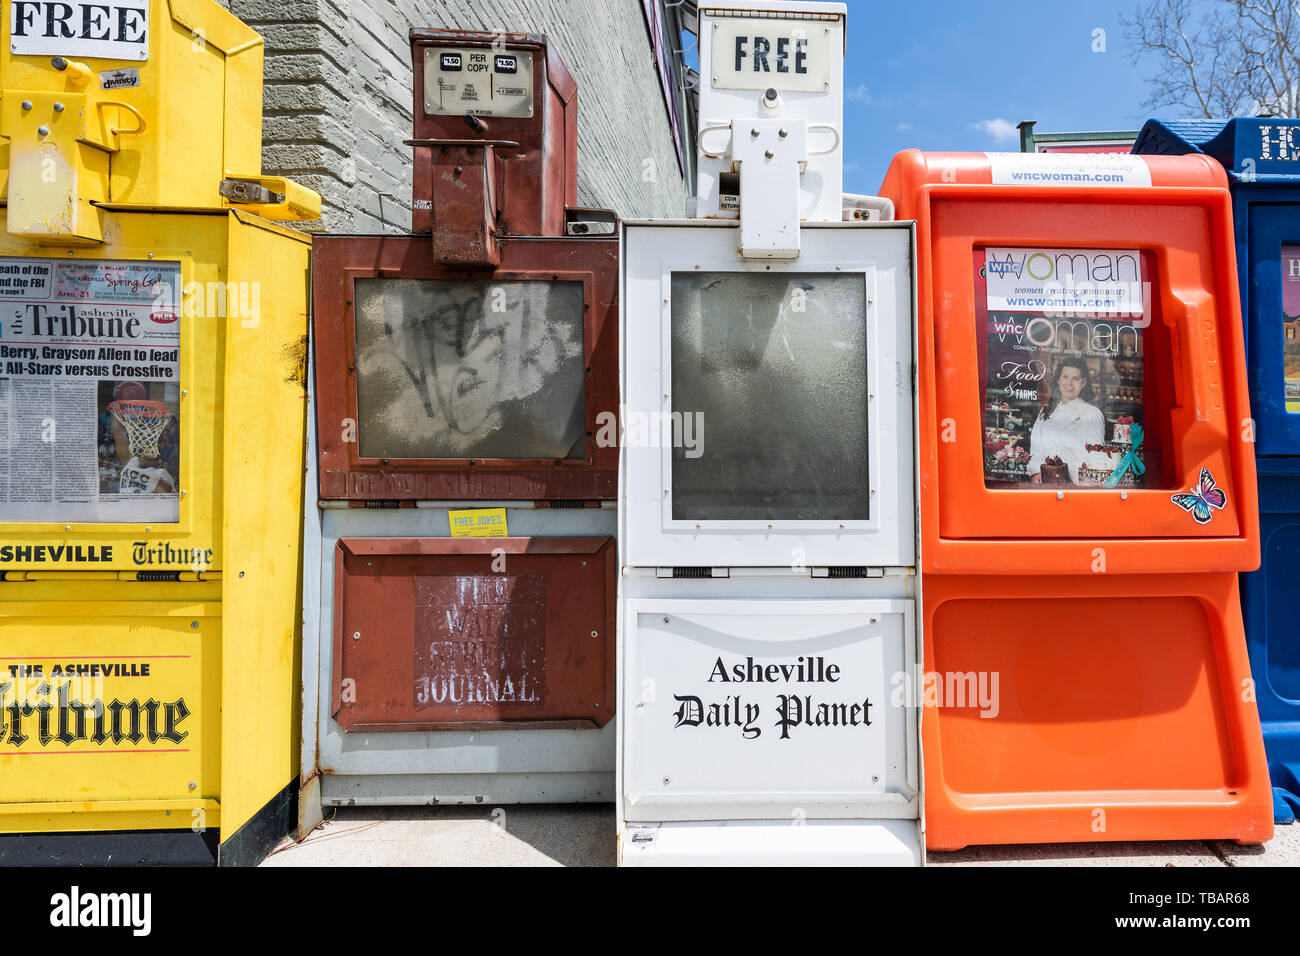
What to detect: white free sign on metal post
<box><xmin>710</xmin><ymin>17</ymin><xmax>833</xmax><ymax>93</ymax></box>
<box><xmin>695</xmin><ymin>2</ymin><xmax>845</xmax><ymax>228</ymax></box>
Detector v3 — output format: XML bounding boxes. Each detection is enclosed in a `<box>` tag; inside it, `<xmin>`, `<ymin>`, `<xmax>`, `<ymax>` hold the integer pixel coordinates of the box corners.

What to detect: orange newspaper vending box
<box><xmin>879</xmin><ymin>150</ymin><xmax>1273</xmax><ymax>849</ymax></box>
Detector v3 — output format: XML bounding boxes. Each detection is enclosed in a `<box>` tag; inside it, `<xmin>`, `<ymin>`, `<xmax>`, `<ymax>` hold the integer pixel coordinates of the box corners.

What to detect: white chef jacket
<box><xmin>1027</xmin><ymin>398</ymin><xmax>1105</xmax><ymax>481</ymax></box>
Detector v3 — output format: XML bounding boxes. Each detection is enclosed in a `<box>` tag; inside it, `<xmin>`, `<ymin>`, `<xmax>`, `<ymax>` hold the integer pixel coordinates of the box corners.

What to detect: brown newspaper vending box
<box><xmin>298</xmin><ymin>31</ymin><xmax>618</xmax><ymax>830</ymax></box>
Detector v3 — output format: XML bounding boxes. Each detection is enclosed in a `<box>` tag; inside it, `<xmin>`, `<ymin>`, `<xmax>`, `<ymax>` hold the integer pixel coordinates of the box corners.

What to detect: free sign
<box><xmin>10</xmin><ymin>0</ymin><xmax>149</xmax><ymax>61</ymax></box>
<box><xmin>710</xmin><ymin>16</ymin><xmax>831</xmax><ymax>93</ymax></box>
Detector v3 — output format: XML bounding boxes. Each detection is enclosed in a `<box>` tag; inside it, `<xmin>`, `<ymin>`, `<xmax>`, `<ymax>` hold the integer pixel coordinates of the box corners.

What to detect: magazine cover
<box><xmin>1284</xmin><ymin>244</ymin><xmax>1300</xmax><ymax>413</ymax></box>
<box><xmin>977</xmin><ymin>247</ymin><xmax>1148</xmax><ymax>489</ymax></box>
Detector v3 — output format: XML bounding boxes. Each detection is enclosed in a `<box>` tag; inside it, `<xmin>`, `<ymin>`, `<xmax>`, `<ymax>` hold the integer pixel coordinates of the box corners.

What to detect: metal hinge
<box><xmin>218</xmin><ymin>175</ymin><xmax>321</xmax><ymax>222</ymax></box>
<box><xmin>220</xmin><ymin>178</ymin><xmax>285</xmax><ymax>205</ymax></box>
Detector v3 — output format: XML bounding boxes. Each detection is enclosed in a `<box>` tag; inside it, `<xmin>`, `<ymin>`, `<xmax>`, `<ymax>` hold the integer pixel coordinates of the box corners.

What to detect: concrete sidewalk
<box><xmin>261</xmin><ymin>805</ymin><xmax>1299</xmax><ymax>866</ymax></box>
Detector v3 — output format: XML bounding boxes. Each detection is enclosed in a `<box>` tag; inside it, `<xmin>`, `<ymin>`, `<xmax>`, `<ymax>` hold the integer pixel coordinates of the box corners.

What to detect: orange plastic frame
<box><xmin>882</xmin><ymin>151</ymin><xmax>1271</xmax><ymax>850</ymax></box>
<box><xmin>880</xmin><ymin>151</ymin><xmax>1259</xmax><ymax>575</ymax></box>
<box><xmin>922</xmin><ymin>572</ymin><xmax>1273</xmax><ymax>850</ymax></box>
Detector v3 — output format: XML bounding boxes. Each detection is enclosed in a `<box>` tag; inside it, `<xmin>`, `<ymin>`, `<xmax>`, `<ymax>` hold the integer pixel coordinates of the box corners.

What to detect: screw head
<box><xmin>53</xmin><ymin>102</ymin><xmax>64</xmax><ymax>112</ymax></box>
<box><xmin>20</xmin><ymin>100</ymin><xmax>32</xmax><ymax>111</ymax></box>
<box><xmin>37</xmin><ymin>125</ymin><xmax>49</xmax><ymax>136</ymax></box>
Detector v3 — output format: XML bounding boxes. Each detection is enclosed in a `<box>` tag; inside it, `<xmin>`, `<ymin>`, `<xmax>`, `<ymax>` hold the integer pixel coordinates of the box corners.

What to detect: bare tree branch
<box><xmin>1123</xmin><ymin>0</ymin><xmax>1300</xmax><ymax>116</ymax></box>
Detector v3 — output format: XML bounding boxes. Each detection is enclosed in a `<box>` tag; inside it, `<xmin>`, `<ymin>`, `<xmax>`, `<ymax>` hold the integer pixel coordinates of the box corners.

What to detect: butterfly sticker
<box><xmin>1171</xmin><ymin>468</ymin><xmax>1228</xmax><ymax>524</ymax></box>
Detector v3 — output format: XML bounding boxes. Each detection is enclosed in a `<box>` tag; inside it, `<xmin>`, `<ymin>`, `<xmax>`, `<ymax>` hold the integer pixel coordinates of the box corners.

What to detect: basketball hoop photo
<box><xmin>99</xmin><ymin>381</ymin><xmax>180</xmax><ymax>497</ymax></box>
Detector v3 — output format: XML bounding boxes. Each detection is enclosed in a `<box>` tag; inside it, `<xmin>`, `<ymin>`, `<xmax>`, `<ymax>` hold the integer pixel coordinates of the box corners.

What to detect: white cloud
<box><xmin>970</xmin><ymin>118</ymin><xmax>1018</xmax><ymax>144</ymax></box>
<box><xmin>846</xmin><ymin>84</ymin><xmax>870</xmax><ymax>102</ymax></box>
<box><xmin>897</xmin><ymin>122</ymin><xmax>914</xmax><ymax>132</ymax></box>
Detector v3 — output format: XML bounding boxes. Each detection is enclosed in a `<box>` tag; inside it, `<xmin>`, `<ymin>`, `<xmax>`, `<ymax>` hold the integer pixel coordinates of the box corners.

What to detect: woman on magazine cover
<box><xmin>1027</xmin><ymin>357</ymin><xmax>1105</xmax><ymax>484</ymax></box>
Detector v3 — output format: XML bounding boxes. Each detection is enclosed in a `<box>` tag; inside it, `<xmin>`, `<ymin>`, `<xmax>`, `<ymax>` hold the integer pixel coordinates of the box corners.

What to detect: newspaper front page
<box><xmin>0</xmin><ymin>256</ymin><xmax>181</xmax><ymax>523</ymax></box>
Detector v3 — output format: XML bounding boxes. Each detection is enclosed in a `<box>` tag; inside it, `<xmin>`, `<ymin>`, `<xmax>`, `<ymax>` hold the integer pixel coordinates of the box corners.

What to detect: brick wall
<box><xmin>223</xmin><ymin>0</ymin><xmax>691</xmax><ymax>232</ymax></box>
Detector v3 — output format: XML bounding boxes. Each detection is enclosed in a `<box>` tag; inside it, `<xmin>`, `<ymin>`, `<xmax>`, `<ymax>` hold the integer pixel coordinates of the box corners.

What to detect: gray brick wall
<box><xmin>224</xmin><ymin>0</ymin><xmax>691</xmax><ymax>232</ymax></box>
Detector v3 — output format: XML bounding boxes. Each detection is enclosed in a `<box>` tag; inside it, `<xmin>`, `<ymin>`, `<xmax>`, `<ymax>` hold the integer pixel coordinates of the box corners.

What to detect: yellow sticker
<box><xmin>448</xmin><ymin>507</ymin><xmax>509</xmax><ymax>538</ymax></box>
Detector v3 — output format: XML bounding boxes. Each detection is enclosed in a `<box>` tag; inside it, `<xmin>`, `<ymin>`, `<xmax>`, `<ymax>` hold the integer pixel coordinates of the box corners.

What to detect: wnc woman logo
<box><xmin>985</xmin><ymin>247</ymin><xmax>1147</xmax><ymax>322</ymax></box>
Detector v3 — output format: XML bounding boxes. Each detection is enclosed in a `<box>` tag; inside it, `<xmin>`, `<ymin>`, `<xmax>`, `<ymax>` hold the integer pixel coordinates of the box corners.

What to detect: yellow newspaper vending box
<box><xmin>0</xmin><ymin>0</ymin><xmax>319</xmax><ymax>865</ymax></box>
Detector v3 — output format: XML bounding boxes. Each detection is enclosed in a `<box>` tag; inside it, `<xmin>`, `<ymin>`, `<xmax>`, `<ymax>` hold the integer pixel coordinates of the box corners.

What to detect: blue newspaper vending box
<box><xmin>1135</xmin><ymin>118</ymin><xmax>1300</xmax><ymax>822</ymax></box>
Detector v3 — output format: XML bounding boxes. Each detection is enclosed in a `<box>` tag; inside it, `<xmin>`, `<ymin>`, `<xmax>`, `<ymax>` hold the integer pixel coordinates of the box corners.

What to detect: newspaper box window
<box><xmin>1284</xmin><ymin>246</ymin><xmax>1300</xmax><ymax>412</ymax></box>
<box><xmin>0</xmin><ymin>257</ymin><xmax>181</xmax><ymax>524</ymax></box>
<box><xmin>976</xmin><ymin>248</ymin><xmax>1174</xmax><ymax>491</ymax></box>
<box><xmin>299</xmin><ymin>30</ymin><xmax>620</xmax><ymax>832</ymax></box>
<box><xmin>618</xmin><ymin>1</ymin><xmax>922</xmax><ymax>866</ymax></box>
<box><xmin>624</xmin><ymin>228</ymin><xmax>910</xmax><ymax>571</ymax></box>
<box><xmin>669</xmin><ymin>271</ymin><xmax>869</xmax><ymax>519</ymax></box>
<box><xmin>351</xmin><ymin>278</ymin><xmax>586</xmax><ymax>461</ymax></box>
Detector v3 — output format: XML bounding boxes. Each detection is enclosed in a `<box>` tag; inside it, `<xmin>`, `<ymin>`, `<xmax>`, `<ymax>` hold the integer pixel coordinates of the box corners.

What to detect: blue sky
<box><xmin>685</xmin><ymin>0</ymin><xmax>1186</xmax><ymax>193</ymax></box>
<box><xmin>840</xmin><ymin>0</ymin><xmax>1172</xmax><ymax>191</ymax></box>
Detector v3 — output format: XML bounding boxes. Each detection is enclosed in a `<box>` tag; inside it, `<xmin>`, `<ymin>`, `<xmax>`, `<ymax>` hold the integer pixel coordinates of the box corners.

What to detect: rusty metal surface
<box><xmin>311</xmin><ymin>234</ymin><xmax>618</xmax><ymax>501</ymax></box>
<box><xmin>331</xmin><ymin>536</ymin><xmax>615</xmax><ymax>731</ymax></box>
<box><xmin>430</xmin><ymin>145</ymin><xmax>499</xmax><ymax>267</ymax></box>
<box><xmin>408</xmin><ymin>31</ymin><xmax>574</xmax><ymax>240</ymax></box>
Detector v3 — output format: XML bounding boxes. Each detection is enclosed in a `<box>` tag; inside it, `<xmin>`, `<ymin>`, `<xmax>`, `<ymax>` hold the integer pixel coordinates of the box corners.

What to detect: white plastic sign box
<box><xmin>621</xmin><ymin>220</ymin><xmax>915</xmax><ymax>570</ymax></box>
<box><xmin>619</xmin><ymin>598</ymin><xmax>919</xmax><ymax>865</ymax></box>
<box><xmin>622</xmin><ymin>598</ymin><xmax>917</xmax><ymax>818</ymax></box>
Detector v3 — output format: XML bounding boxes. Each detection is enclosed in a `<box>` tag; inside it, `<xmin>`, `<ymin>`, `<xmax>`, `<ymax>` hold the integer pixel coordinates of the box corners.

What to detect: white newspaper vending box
<box><xmin>618</xmin><ymin>1</ymin><xmax>921</xmax><ymax>865</ymax></box>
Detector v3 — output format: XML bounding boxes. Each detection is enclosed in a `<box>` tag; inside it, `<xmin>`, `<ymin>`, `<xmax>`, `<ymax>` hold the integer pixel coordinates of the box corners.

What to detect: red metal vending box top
<box><xmin>879</xmin><ymin>150</ymin><xmax>1259</xmax><ymax>575</ymax></box>
<box><xmin>409</xmin><ymin>30</ymin><xmax>578</xmax><ymax>254</ymax></box>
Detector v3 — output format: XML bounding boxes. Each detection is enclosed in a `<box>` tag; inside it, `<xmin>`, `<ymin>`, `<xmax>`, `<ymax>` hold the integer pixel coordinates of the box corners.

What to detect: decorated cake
<box><xmin>1081</xmin><ymin>443</ymin><xmax>1122</xmax><ymax>475</ymax></box>
<box><xmin>1078</xmin><ymin>442</ymin><xmax>1141</xmax><ymax>487</ymax></box>
<box><xmin>1039</xmin><ymin>455</ymin><xmax>1069</xmax><ymax>484</ymax></box>
<box><xmin>1112</xmin><ymin>415</ymin><xmax>1135</xmax><ymax>446</ymax></box>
